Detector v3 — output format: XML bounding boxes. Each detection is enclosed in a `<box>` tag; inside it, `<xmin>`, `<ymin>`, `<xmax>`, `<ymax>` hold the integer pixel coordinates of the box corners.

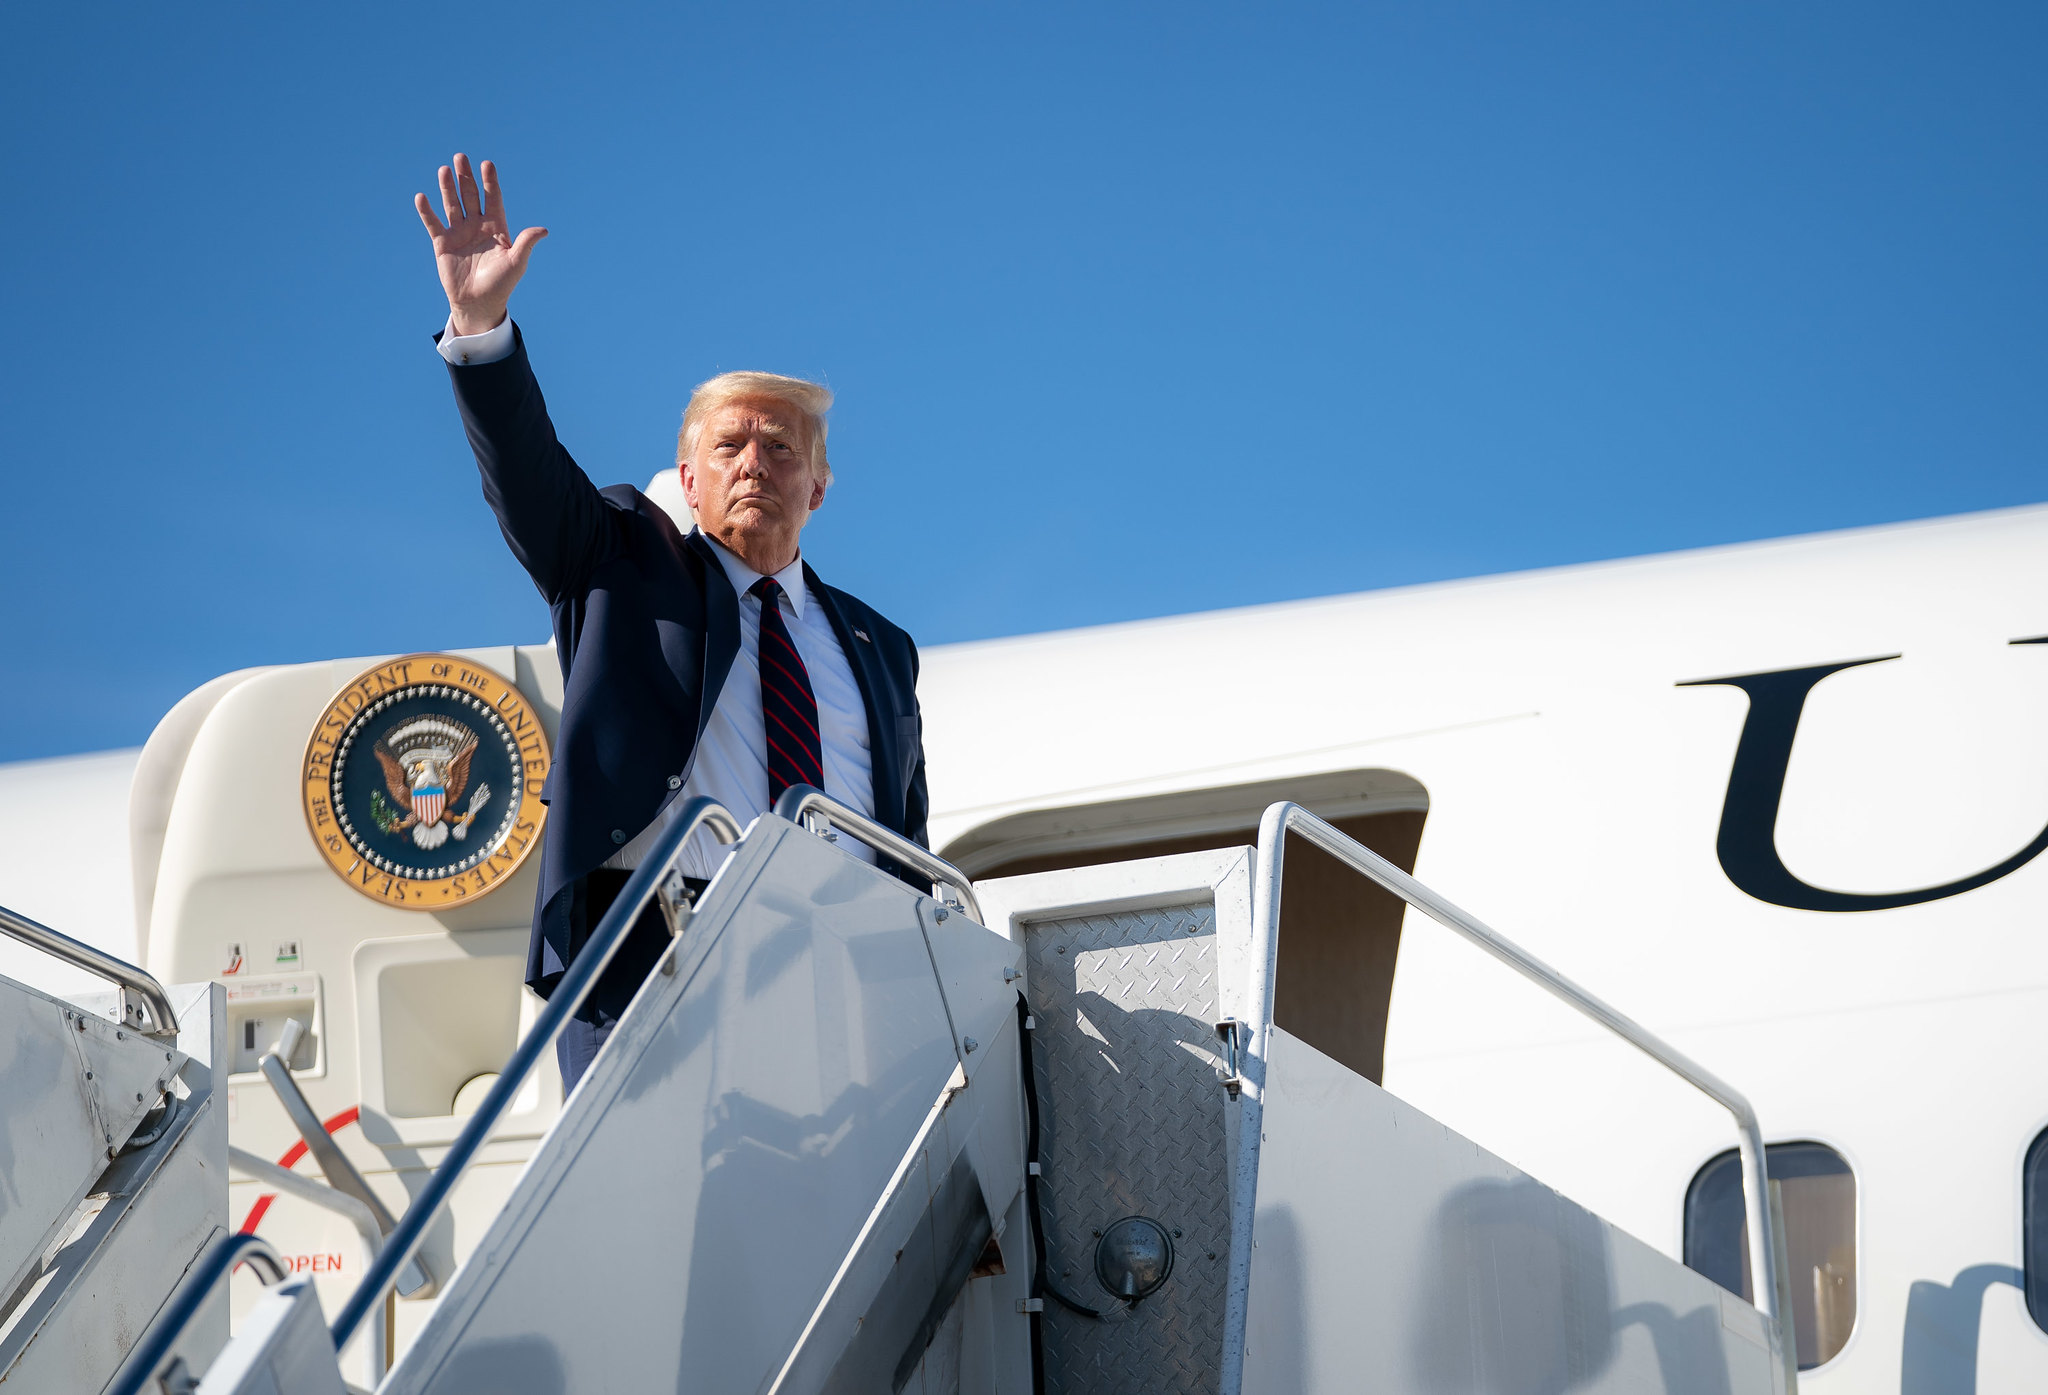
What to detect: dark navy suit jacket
<box><xmin>444</xmin><ymin>325</ymin><xmax>931</xmax><ymax>1023</ymax></box>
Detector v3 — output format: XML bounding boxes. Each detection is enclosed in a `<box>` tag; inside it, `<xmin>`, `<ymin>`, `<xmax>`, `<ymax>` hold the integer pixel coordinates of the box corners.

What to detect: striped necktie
<box><xmin>751</xmin><ymin>576</ymin><xmax>824</xmax><ymax>804</ymax></box>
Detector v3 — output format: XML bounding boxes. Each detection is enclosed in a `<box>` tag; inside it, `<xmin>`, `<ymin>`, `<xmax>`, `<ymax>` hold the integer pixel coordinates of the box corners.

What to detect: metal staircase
<box><xmin>107</xmin><ymin>793</ymin><xmax>1796</xmax><ymax>1395</ymax></box>
<box><xmin>0</xmin><ymin>907</ymin><xmax>226</xmax><ymax>1394</ymax></box>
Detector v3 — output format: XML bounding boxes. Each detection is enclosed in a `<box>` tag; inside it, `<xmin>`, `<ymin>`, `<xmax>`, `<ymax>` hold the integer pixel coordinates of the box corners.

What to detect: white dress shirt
<box><xmin>439</xmin><ymin>315</ymin><xmax>878</xmax><ymax>878</ymax></box>
<box><xmin>438</xmin><ymin>313</ymin><xmax>517</xmax><ymax>366</ymax></box>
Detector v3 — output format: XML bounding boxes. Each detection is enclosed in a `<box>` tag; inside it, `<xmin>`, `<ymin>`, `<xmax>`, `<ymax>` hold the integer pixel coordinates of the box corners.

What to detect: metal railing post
<box><xmin>326</xmin><ymin>798</ymin><xmax>744</xmax><ymax>1354</ymax></box>
<box><xmin>0</xmin><ymin>903</ymin><xmax>180</xmax><ymax>1036</ymax></box>
<box><xmin>1238</xmin><ymin>802</ymin><xmax>1795</xmax><ymax>1389</ymax></box>
<box><xmin>258</xmin><ymin>1020</ymin><xmax>429</xmax><ymax>1297</ymax></box>
<box><xmin>770</xmin><ymin>785</ymin><xmax>983</xmax><ymax>924</ymax></box>
<box><xmin>227</xmin><ymin>1147</ymin><xmax>391</xmax><ymax>1382</ymax></box>
<box><xmin>106</xmin><ymin>1233</ymin><xmax>289</xmax><ymax>1395</ymax></box>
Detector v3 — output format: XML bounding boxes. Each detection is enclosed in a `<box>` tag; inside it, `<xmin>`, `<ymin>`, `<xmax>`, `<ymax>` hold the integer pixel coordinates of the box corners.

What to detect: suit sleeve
<box><xmin>443</xmin><ymin>323</ymin><xmax>621</xmax><ymax>604</ymax></box>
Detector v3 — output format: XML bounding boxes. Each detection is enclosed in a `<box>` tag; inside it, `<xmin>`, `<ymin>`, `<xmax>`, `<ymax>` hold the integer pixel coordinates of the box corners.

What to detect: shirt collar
<box><xmin>701</xmin><ymin>531</ymin><xmax>808</xmax><ymax>620</ymax></box>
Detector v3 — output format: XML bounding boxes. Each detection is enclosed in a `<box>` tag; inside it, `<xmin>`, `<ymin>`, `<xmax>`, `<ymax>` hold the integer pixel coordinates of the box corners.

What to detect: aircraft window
<box><xmin>2026</xmin><ymin>1128</ymin><xmax>2048</xmax><ymax>1333</ymax></box>
<box><xmin>1684</xmin><ymin>1142</ymin><xmax>1856</xmax><ymax>1369</ymax></box>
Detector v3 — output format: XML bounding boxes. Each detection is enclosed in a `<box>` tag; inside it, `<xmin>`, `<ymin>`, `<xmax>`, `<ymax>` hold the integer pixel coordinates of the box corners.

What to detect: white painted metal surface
<box><xmin>979</xmin><ymin>841</ymin><xmax>1789</xmax><ymax>1395</ymax></box>
<box><xmin>0</xmin><ymin>971</ymin><xmax>187</xmax><ymax>1304</ymax></box>
<box><xmin>106</xmin><ymin>1232</ymin><xmax>289</xmax><ymax>1395</ymax></box>
<box><xmin>916</xmin><ymin>506</ymin><xmax>2048</xmax><ymax>1394</ymax></box>
<box><xmin>116</xmin><ymin>645</ymin><xmax>566</xmax><ymax>1386</ymax></box>
<box><xmin>379</xmin><ymin>815</ymin><xmax>1025</xmax><ymax>1393</ymax></box>
<box><xmin>1241</xmin><ymin>801</ymin><xmax>1794</xmax><ymax>1388</ymax></box>
<box><xmin>226</xmin><ymin>1147</ymin><xmax>390</xmax><ymax>1383</ymax></box>
<box><xmin>328</xmin><ymin>798</ymin><xmax>747</xmax><ymax>1353</ymax></box>
<box><xmin>118</xmin><ymin>817</ymin><xmax>1784</xmax><ymax>1393</ymax></box>
<box><xmin>1245</xmin><ymin>1025</ymin><xmax>1779</xmax><ymax>1394</ymax></box>
<box><xmin>771</xmin><ymin>1021</ymin><xmax>1031</xmax><ymax>1395</ymax></box>
<box><xmin>12</xmin><ymin>503</ymin><xmax>2048</xmax><ymax>1389</ymax></box>
<box><xmin>0</xmin><ymin>980</ymin><xmax>228</xmax><ymax>1393</ymax></box>
<box><xmin>196</xmin><ymin>1277</ymin><xmax>348</xmax><ymax>1395</ymax></box>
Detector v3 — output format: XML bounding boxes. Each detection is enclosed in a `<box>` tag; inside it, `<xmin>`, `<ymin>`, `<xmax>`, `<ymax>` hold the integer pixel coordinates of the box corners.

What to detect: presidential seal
<box><xmin>302</xmin><ymin>655</ymin><xmax>550</xmax><ymax>908</ymax></box>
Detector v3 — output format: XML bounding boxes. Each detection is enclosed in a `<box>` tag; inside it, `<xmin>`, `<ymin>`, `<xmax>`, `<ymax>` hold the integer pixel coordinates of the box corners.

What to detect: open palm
<box><xmin>414</xmin><ymin>154</ymin><xmax>547</xmax><ymax>336</ymax></box>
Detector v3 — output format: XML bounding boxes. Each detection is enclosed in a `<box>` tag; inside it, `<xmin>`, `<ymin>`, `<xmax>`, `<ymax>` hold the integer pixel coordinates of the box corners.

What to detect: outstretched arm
<box><xmin>415</xmin><ymin>154</ymin><xmax>548</xmax><ymax>335</ymax></box>
<box><xmin>419</xmin><ymin>155</ymin><xmax>612</xmax><ymax>602</ymax></box>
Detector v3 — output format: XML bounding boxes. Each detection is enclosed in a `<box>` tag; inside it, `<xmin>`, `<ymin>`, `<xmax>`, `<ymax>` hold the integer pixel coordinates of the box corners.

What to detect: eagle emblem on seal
<box><xmin>368</xmin><ymin>717</ymin><xmax>493</xmax><ymax>851</ymax></box>
<box><xmin>304</xmin><ymin>655</ymin><xmax>550</xmax><ymax>908</ymax></box>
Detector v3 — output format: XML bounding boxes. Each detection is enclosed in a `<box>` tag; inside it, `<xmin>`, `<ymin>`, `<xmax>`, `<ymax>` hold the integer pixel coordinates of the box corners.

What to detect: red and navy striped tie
<box><xmin>751</xmin><ymin>576</ymin><xmax>824</xmax><ymax>803</ymax></box>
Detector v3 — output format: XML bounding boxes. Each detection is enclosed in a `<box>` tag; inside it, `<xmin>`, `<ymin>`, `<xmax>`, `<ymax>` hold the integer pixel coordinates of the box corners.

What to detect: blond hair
<box><xmin>676</xmin><ymin>371</ymin><xmax>834</xmax><ymax>483</ymax></box>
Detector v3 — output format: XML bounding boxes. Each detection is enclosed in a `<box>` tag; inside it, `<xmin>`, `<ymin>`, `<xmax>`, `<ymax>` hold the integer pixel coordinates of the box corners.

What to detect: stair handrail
<box><xmin>328</xmin><ymin>796</ymin><xmax>745</xmax><ymax>1355</ymax></box>
<box><xmin>227</xmin><ymin>1146</ymin><xmax>393</xmax><ymax>1383</ymax></box>
<box><xmin>1231</xmin><ymin>802</ymin><xmax>1794</xmax><ymax>1392</ymax></box>
<box><xmin>771</xmin><ymin>785</ymin><xmax>983</xmax><ymax>924</ymax></box>
<box><xmin>0</xmin><ymin>902</ymin><xmax>180</xmax><ymax>1036</ymax></box>
<box><xmin>260</xmin><ymin>1019</ymin><xmax>430</xmax><ymax>1298</ymax></box>
<box><xmin>107</xmin><ymin>1233</ymin><xmax>289</xmax><ymax>1395</ymax></box>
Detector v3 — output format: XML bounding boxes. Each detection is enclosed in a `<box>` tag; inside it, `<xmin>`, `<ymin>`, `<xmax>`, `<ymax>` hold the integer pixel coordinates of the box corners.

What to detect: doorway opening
<box><xmin>944</xmin><ymin>768</ymin><xmax>1428</xmax><ymax>1084</ymax></box>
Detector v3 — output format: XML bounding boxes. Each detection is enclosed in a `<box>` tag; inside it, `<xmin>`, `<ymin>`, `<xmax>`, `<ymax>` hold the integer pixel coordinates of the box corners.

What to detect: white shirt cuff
<box><xmin>437</xmin><ymin>313</ymin><xmax>515</xmax><ymax>366</ymax></box>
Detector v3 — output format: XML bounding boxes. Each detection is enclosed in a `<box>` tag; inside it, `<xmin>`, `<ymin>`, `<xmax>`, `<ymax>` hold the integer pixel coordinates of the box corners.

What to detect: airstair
<box><xmin>0</xmin><ymin>908</ymin><xmax>226</xmax><ymax>1393</ymax></box>
<box><xmin>101</xmin><ymin>791</ymin><xmax>1797</xmax><ymax>1395</ymax></box>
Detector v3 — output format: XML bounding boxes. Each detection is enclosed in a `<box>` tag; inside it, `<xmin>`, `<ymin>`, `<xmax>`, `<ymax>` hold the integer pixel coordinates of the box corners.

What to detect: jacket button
<box><xmin>667</xmin><ymin>775</ymin><xmax>682</xmax><ymax>790</ymax></box>
<box><xmin>611</xmin><ymin>829</ymin><xmax>627</xmax><ymax>845</ymax></box>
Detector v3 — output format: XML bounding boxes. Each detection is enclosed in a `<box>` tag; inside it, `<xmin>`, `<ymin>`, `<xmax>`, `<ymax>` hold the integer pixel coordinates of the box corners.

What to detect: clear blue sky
<box><xmin>3</xmin><ymin>4</ymin><xmax>2043</xmax><ymax>761</ymax></box>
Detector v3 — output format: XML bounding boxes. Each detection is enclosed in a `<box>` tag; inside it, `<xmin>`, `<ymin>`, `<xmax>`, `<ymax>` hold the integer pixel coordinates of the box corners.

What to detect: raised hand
<box><xmin>414</xmin><ymin>154</ymin><xmax>548</xmax><ymax>336</ymax></box>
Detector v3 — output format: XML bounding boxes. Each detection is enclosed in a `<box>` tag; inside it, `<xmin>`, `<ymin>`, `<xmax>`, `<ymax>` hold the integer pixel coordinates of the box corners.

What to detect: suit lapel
<box><xmin>688</xmin><ymin>531</ymin><xmax>741</xmax><ymax>751</ymax></box>
<box><xmin>805</xmin><ymin>561</ymin><xmax>897</xmax><ymax>820</ymax></box>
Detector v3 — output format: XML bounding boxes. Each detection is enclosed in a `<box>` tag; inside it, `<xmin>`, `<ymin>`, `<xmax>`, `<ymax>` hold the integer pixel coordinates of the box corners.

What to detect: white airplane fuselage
<box><xmin>2</xmin><ymin>500</ymin><xmax>2043</xmax><ymax>1392</ymax></box>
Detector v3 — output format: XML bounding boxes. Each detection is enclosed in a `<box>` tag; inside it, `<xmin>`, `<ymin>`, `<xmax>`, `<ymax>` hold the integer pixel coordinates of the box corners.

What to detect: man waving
<box><xmin>416</xmin><ymin>154</ymin><xmax>932</xmax><ymax>1091</ymax></box>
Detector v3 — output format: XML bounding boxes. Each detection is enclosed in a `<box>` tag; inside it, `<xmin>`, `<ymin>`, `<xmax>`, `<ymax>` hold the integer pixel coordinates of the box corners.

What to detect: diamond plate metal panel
<box><xmin>1024</xmin><ymin>900</ymin><xmax>1228</xmax><ymax>1395</ymax></box>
